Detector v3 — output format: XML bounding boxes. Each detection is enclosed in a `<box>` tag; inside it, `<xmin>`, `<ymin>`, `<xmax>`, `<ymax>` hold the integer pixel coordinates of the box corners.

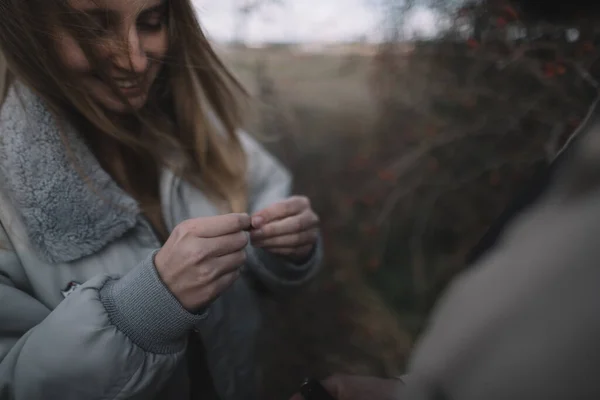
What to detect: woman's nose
<box><xmin>111</xmin><ymin>29</ymin><xmax>148</xmax><ymax>74</ymax></box>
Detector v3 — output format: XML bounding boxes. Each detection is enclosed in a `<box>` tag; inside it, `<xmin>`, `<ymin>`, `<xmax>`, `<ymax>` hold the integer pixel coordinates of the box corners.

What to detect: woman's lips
<box><xmin>92</xmin><ymin>75</ymin><xmax>146</xmax><ymax>97</ymax></box>
<box><xmin>116</xmin><ymin>84</ymin><xmax>145</xmax><ymax>97</ymax></box>
<box><xmin>113</xmin><ymin>78</ymin><xmax>145</xmax><ymax>97</ymax></box>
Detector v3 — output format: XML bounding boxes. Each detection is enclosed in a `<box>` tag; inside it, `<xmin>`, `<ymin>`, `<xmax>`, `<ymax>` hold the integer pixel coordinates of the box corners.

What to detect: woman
<box><xmin>0</xmin><ymin>0</ymin><xmax>322</xmax><ymax>399</ymax></box>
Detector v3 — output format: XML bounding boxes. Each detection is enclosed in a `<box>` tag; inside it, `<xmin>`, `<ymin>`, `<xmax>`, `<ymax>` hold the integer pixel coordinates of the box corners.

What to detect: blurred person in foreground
<box><xmin>0</xmin><ymin>0</ymin><xmax>322</xmax><ymax>399</ymax></box>
<box><xmin>291</xmin><ymin>1</ymin><xmax>600</xmax><ymax>399</ymax></box>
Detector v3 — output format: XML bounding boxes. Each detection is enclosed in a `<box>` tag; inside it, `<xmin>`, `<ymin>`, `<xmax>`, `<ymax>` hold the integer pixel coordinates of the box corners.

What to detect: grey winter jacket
<box><xmin>399</xmin><ymin>118</ymin><xmax>600</xmax><ymax>399</ymax></box>
<box><xmin>0</xmin><ymin>83</ymin><xmax>322</xmax><ymax>400</ymax></box>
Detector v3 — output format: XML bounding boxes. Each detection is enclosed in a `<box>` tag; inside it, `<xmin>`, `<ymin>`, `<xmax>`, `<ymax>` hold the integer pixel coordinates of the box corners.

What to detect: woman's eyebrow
<box><xmin>138</xmin><ymin>0</ymin><xmax>168</xmax><ymax>17</ymax></box>
<box><xmin>80</xmin><ymin>0</ymin><xmax>167</xmax><ymax>19</ymax></box>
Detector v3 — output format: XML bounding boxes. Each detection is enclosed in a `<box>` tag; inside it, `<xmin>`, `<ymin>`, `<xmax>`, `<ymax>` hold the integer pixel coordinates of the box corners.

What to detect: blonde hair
<box><xmin>0</xmin><ymin>0</ymin><xmax>248</xmax><ymax>235</ymax></box>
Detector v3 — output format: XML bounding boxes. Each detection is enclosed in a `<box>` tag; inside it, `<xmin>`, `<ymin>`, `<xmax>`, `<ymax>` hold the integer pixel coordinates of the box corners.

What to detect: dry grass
<box><xmin>221</xmin><ymin>46</ymin><xmax>378</xmax><ymax>134</ymax></box>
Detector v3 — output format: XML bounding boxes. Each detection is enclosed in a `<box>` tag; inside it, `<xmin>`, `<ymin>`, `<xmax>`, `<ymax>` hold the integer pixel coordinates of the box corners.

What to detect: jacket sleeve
<box><xmin>0</xmin><ymin>224</ymin><xmax>207</xmax><ymax>399</ymax></box>
<box><xmin>403</xmin><ymin>135</ymin><xmax>600</xmax><ymax>400</ymax></box>
<box><xmin>239</xmin><ymin>131</ymin><xmax>323</xmax><ymax>292</ymax></box>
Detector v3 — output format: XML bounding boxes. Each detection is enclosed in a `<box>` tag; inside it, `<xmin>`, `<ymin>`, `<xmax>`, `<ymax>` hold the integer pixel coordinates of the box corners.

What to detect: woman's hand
<box><xmin>249</xmin><ymin>196</ymin><xmax>320</xmax><ymax>263</ymax></box>
<box><xmin>290</xmin><ymin>375</ymin><xmax>404</xmax><ymax>400</ymax></box>
<box><xmin>154</xmin><ymin>213</ymin><xmax>251</xmax><ymax>311</ymax></box>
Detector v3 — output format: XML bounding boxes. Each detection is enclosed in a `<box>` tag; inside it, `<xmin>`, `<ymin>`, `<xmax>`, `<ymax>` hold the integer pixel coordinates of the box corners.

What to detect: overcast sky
<box><xmin>193</xmin><ymin>0</ymin><xmax>439</xmax><ymax>43</ymax></box>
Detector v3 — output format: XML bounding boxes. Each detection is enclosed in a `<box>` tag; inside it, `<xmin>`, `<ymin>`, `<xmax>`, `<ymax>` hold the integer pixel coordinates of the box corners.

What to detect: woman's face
<box><xmin>56</xmin><ymin>0</ymin><xmax>169</xmax><ymax>113</ymax></box>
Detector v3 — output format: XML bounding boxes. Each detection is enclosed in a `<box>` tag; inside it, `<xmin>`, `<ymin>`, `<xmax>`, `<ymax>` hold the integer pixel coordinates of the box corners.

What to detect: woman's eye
<box><xmin>137</xmin><ymin>12</ymin><xmax>166</xmax><ymax>32</ymax></box>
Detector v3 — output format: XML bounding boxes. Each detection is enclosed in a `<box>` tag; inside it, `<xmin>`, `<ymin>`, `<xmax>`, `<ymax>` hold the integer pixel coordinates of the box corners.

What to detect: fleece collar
<box><xmin>0</xmin><ymin>83</ymin><xmax>140</xmax><ymax>264</ymax></box>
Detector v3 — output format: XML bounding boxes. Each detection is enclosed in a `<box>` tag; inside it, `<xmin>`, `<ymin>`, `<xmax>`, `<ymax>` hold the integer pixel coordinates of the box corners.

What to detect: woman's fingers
<box><xmin>251</xmin><ymin>196</ymin><xmax>311</xmax><ymax>229</ymax></box>
<box><xmin>205</xmin><ymin>250</ymin><xmax>247</xmax><ymax>280</ymax></box>
<box><xmin>155</xmin><ymin>213</ymin><xmax>252</xmax><ymax>311</ymax></box>
<box><xmin>178</xmin><ymin>213</ymin><xmax>251</xmax><ymax>238</ymax></box>
<box><xmin>200</xmin><ymin>231</ymin><xmax>249</xmax><ymax>258</ymax></box>
<box><xmin>250</xmin><ymin>210</ymin><xmax>319</xmax><ymax>240</ymax></box>
<box><xmin>252</xmin><ymin>228</ymin><xmax>318</xmax><ymax>248</ymax></box>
